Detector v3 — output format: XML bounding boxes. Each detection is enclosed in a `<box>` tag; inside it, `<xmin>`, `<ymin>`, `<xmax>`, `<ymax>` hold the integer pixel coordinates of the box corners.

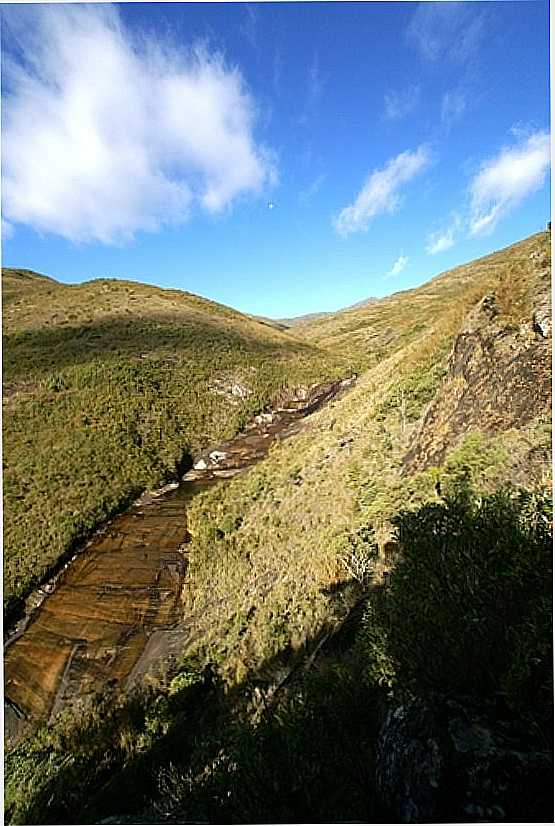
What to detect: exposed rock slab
<box><xmin>404</xmin><ymin>284</ymin><xmax>552</xmax><ymax>472</ymax></box>
<box><xmin>5</xmin><ymin>376</ymin><xmax>356</xmax><ymax>741</ymax></box>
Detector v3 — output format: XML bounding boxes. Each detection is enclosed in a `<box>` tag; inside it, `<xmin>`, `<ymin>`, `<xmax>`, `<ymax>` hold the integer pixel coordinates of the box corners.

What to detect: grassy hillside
<box><xmin>2</xmin><ymin>269</ymin><xmax>345</xmax><ymax>615</ymax></box>
<box><xmin>4</xmin><ymin>232</ymin><xmax>552</xmax><ymax>824</ymax></box>
<box><xmin>296</xmin><ymin>233</ymin><xmax>547</xmax><ymax>367</ymax></box>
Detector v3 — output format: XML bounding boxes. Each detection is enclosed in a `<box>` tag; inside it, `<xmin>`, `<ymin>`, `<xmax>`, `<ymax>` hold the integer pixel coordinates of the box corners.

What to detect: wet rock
<box><xmin>376</xmin><ymin>694</ymin><xmax>553</xmax><ymax>823</ymax></box>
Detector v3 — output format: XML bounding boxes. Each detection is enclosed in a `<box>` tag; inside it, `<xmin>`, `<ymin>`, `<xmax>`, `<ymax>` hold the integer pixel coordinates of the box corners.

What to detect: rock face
<box><xmin>376</xmin><ymin>695</ymin><xmax>553</xmax><ymax>823</ymax></box>
<box><xmin>404</xmin><ymin>271</ymin><xmax>552</xmax><ymax>472</ymax></box>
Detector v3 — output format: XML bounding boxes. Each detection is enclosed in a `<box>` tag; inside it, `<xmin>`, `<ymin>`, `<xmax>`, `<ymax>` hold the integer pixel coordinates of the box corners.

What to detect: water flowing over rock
<box><xmin>4</xmin><ymin>377</ymin><xmax>354</xmax><ymax>743</ymax></box>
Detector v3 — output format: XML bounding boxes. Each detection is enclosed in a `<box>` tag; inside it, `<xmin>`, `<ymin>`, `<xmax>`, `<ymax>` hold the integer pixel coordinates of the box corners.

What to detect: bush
<box><xmin>367</xmin><ymin>487</ymin><xmax>552</xmax><ymax>709</ymax></box>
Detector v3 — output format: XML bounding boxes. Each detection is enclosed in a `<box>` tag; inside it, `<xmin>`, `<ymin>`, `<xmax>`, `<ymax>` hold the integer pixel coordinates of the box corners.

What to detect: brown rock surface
<box><xmin>403</xmin><ymin>266</ymin><xmax>552</xmax><ymax>473</ymax></box>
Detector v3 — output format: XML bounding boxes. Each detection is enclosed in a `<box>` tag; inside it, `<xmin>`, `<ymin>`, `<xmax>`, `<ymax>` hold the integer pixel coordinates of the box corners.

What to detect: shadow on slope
<box><xmin>6</xmin><ymin>487</ymin><xmax>553</xmax><ymax>825</ymax></box>
<box><xmin>3</xmin><ymin>312</ymin><xmax>324</xmax><ymax>381</ymax></box>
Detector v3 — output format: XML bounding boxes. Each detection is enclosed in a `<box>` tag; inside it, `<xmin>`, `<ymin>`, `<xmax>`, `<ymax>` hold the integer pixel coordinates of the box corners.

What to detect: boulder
<box><xmin>533</xmin><ymin>303</ymin><xmax>552</xmax><ymax>338</ymax></box>
<box><xmin>209</xmin><ymin>450</ymin><xmax>227</xmax><ymax>464</ymax></box>
<box><xmin>193</xmin><ymin>459</ymin><xmax>207</xmax><ymax>470</ymax></box>
<box><xmin>231</xmin><ymin>383</ymin><xmax>250</xmax><ymax>398</ymax></box>
<box><xmin>375</xmin><ymin>694</ymin><xmax>553</xmax><ymax>823</ymax></box>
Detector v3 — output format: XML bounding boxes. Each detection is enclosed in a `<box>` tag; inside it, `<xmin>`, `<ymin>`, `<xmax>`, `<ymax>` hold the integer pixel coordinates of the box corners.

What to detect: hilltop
<box><xmin>2</xmin><ymin>269</ymin><xmax>345</xmax><ymax>616</ymax></box>
<box><xmin>257</xmin><ymin>296</ymin><xmax>379</xmax><ymax>330</ymax></box>
<box><xmin>4</xmin><ymin>231</ymin><xmax>553</xmax><ymax>824</ymax></box>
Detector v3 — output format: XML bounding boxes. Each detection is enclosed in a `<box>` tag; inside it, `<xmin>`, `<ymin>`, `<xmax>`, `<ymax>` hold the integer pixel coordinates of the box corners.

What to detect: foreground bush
<box><xmin>367</xmin><ymin>487</ymin><xmax>552</xmax><ymax>712</ymax></box>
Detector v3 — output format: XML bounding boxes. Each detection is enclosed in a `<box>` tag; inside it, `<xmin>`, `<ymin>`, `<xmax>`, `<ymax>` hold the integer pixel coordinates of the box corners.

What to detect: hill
<box><xmin>4</xmin><ymin>232</ymin><xmax>552</xmax><ymax>824</ymax></box>
<box><xmin>295</xmin><ymin>236</ymin><xmax>545</xmax><ymax>366</ymax></box>
<box><xmin>260</xmin><ymin>296</ymin><xmax>379</xmax><ymax>330</ymax></box>
<box><xmin>2</xmin><ymin>269</ymin><xmax>345</xmax><ymax>616</ymax></box>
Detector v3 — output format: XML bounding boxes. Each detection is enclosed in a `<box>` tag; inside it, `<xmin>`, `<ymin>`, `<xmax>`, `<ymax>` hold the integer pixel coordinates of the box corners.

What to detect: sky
<box><xmin>0</xmin><ymin>1</ymin><xmax>551</xmax><ymax>318</ymax></box>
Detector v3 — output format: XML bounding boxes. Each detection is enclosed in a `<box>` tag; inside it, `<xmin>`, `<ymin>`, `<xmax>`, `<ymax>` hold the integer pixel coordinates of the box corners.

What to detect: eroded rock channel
<box><xmin>5</xmin><ymin>377</ymin><xmax>354</xmax><ymax>744</ymax></box>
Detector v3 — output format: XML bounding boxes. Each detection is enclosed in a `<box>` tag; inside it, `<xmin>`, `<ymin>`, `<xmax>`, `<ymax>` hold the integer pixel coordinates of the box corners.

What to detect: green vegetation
<box><xmin>366</xmin><ymin>487</ymin><xmax>553</xmax><ymax>706</ymax></box>
<box><xmin>3</xmin><ymin>231</ymin><xmax>552</xmax><ymax>823</ymax></box>
<box><xmin>5</xmin><ymin>487</ymin><xmax>551</xmax><ymax>825</ymax></box>
<box><xmin>3</xmin><ymin>269</ymin><xmax>345</xmax><ymax>613</ymax></box>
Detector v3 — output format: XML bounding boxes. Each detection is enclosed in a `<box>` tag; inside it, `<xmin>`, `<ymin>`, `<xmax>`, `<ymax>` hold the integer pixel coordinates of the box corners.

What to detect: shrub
<box><xmin>367</xmin><ymin>487</ymin><xmax>552</xmax><ymax>710</ymax></box>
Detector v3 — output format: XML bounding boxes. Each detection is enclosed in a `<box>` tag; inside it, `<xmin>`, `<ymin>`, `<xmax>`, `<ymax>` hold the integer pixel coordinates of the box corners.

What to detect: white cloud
<box><xmin>468</xmin><ymin>130</ymin><xmax>550</xmax><ymax>236</ymax></box>
<box><xmin>384</xmin><ymin>85</ymin><xmax>420</xmax><ymax>121</ymax></box>
<box><xmin>408</xmin><ymin>2</ymin><xmax>486</xmax><ymax>64</ymax></box>
<box><xmin>333</xmin><ymin>145</ymin><xmax>431</xmax><ymax>236</ymax></box>
<box><xmin>426</xmin><ymin>231</ymin><xmax>455</xmax><ymax>255</ymax></box>
<box><xmin>386</xmin><ymin>254</ymin><xmax>409</xmax><ymax>278</ymax></box>
<box><xmin>426</xmin><ymin>213</ymin><xmax>461</xmax><ymax>255</ymax></box>
<box><xmin>2</xmin><ymin>219</ymin><xmax>14</xmax><ymax>240</ymax></box>
<box><xmin>1</xmin><ymin>5</ymin><xmax>276</xmax><ymax>244</ymax></box>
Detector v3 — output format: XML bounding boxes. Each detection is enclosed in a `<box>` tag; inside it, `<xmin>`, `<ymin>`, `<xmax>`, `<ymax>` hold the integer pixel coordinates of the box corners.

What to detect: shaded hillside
<box><xmin>2</xmin><ymin>269</ymin><xmax>344</xmax><ymax>615</ymax></box>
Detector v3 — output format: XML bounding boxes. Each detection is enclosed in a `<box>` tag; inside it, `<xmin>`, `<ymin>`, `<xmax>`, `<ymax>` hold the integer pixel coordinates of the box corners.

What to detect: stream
<box><xmin>4</xmin><ymin>376</ymin><xmax>354</xmax><ymax>744</ymax></box>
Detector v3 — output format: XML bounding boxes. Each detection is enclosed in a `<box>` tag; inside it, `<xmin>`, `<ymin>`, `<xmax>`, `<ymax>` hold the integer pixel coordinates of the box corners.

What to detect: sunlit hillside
<box><xmin>2</xmin><ymin>269</ymin><xmax>344</xmax><ymax>616</ymax></box>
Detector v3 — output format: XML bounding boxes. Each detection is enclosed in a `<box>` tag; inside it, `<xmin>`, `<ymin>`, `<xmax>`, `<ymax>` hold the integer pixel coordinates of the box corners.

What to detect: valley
<box><xmin>3</xmin><ymin>231</ymin><xmax>552</xmax><ymax>825</ymax></box>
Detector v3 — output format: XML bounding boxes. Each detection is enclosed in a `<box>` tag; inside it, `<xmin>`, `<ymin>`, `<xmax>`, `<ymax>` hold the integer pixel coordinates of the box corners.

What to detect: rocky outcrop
<box><xmin>376</xmin><ymin>694</ymin><xmax>553</xmax><ymax>823</ymax></box>
<box><xmin>404</xmin><ymin>278</ymin><xmax>552</xmax><ymax>472</ymax></box>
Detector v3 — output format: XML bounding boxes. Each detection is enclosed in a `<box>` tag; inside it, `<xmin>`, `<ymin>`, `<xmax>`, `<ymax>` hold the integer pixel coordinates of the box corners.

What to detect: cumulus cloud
<box><xmin>426</xmin><ymin>213</ymin><xmax>461</xmax><ymax>254</ymax></box>
<box><xmin>468</xmin><ymin>130</ymin><xmax>550</xmax><ymax>236</ymax></box>
<box><xmin>408</xmin><ymin>2</ymin><xmax>486</xmax><ymax>64</ymax></box>
<box><xmin>384</xmin><ymin>85</ymin><xmax>420</xmax><ymax>121</ymax></box>
<box><xmin>386</xmin><ymin>254</ymin><xmax>409</xmax><ymax>278</ymax></box>
<box><xmin>1</xmin><ymin>5</ymin><xmax>276</xmax><ymax>244</ymax></box>
<box><xmin>333</xmin><ymin>145</ymin><xmax>430</xmax><ymax>236</ymax></box>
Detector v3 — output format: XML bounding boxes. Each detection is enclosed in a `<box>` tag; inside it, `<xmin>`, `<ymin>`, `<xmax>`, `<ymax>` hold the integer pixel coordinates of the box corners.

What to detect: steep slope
<box><xmin>2</xmin><ymin>269</ymin><xmax>344</xmax><ymax>615</ymax></box>
<box><xmin>177</xmin><ymin>233</ymin><xmax>551</xmax><ymax>684</ymax></box>
<box><xmin>404</xmin><ymin>246</ymin><xmax>551</xmax><ymax>472</ymax></box>
<box><xmin>296</xmin><ymin>233</ymin><xmax>547</xmax><ymax>370</ymax></box>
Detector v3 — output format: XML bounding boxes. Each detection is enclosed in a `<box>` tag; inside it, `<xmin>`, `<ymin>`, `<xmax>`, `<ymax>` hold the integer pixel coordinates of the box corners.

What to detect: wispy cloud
<box><xmin>468</xmin><ymin>130</ymin><xmax>550</xmax><ymax>236</ymax></box>
<box><xmin>299</xmin><ymin>173</ymin><xmax>326</xmax><ymax>206</ymax></box>
<box><xmin>426</xmin><ymin>213</ymin><xmax>461</xmax><ymax>255</ymax></box>
<box><xmin>300</xmin><ymin>52</ymin><xmax>325</xmax><ymax>126</ymax></box>
<box><xmin>384</xmin><ymin>84</ymin><xmax>420</xmax><ymax>121</ymax></box>
<box><xmin>333</xmin><ymin>146</ymin><xmax>431</xmax><ymax>237</ymax></box>
<box><xmin>2</xmin><ymin>5</ymin><xmax>276</xmax><ymax>244</ymax></box>
<box><xmin>272</xmin><ymin>46</ymin><xmax>283</xmax><ymax>96</ymax></box>
<box><xmin>2</xmin><ymin>218</ymin><xmax>14</xmax><ymax>240</ymax></box>
<box><xmin>240</xmin><ymin>4</ymin><xmax>258</xmax><ymax>50</ymax></box>
<box><xmin>441</xmin><ymin>89</ymin><xmax>467</xmax><ymax>127</ymax></box>
<box><xmin>386</xmin><ymin>254</ymin><xmax>409</xmax><ymax>278</ymax></box>
<box><xmin>408</xmin><ymin>2</ymin><xmax>486</xmax><ymax>64</ymax></box>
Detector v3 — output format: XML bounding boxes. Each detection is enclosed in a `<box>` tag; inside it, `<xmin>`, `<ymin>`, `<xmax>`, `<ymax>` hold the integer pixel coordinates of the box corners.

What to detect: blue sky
<box><xmin>1</xmin><ymin>1</ymin><xmax>550</xmax><ymax>318</ymax></box>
